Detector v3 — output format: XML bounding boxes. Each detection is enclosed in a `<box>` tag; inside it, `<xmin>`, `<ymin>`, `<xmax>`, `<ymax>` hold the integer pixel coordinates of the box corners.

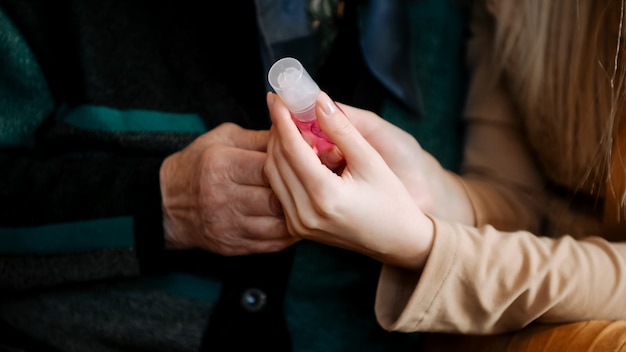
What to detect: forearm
<box><xmin>0</xmin><ymin>124</ymin><xmax>185</xmax><ymax>287</ymax></box>
<box><xmin>429</xmin><ymin>165</ymin><xmax>476</xmax><ymax>226</ymax></box>
<box><xmin>377</xmin><ymin>218</ymin><xmax>626</xmax><ymax>334</ymax></box>
<box><xmin>0</xmin><ymin>151</ymin><xmax>162</xmax><ymax>227</ymax></box>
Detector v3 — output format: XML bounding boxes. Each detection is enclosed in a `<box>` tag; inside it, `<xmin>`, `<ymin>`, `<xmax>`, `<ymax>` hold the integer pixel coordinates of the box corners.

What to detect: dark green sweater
<box><xmin>0</xmin><ymin>0</ymin><xmax>468</xmax><ymax>350</ymax></box>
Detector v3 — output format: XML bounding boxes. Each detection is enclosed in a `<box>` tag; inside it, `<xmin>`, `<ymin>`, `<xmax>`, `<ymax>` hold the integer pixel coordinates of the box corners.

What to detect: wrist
<box><xmin>408</xmin><ymin>214</ymin><xmax>435</xmax><ymax>271</ymax></box>
<box><xmin>429</xmin><ymin>169</ymin><xmax>475</xmax><ymax>225</ymax></box>
<box><xmin>441</xmin><ymin>172</ymin><xmax>475</xmax><ymax>225</ymax></box>
<box><xmin>163</xmin><ymin>214</ymin><xmax>192</xmax><ymax>250</ymax></box>
<box><xmin>160</xmin><ymin>157</ymin><xmax>195</xmax><ymax>251</ymax></box>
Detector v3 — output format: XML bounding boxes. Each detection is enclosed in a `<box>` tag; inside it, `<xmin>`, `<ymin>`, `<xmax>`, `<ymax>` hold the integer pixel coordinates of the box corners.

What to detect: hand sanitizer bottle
<box><xmin>268</xmin><ymin>57</ymin><xmax>334</xmax><ymax>153</ymax></box>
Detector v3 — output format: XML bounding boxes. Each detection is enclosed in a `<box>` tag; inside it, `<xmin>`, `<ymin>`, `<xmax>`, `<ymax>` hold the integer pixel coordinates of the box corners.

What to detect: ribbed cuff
<box><xmin>133</xmin><ymin>158</ymin><xmax>167</xmax><ymax>274</ymax></box>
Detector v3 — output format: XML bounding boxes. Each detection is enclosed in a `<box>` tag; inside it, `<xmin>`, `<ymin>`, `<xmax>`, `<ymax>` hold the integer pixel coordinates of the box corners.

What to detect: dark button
<box><xmin>241</xmin><ymin>287</ymin><xmax>267</xmax><ymax>312</ymax></box>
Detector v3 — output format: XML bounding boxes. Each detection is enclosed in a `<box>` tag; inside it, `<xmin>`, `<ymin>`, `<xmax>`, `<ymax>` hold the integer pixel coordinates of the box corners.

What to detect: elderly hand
<box><xmin>160</xmin><ymin>122</ymin><xmax>296</xmax><ymax>255</ymax></box>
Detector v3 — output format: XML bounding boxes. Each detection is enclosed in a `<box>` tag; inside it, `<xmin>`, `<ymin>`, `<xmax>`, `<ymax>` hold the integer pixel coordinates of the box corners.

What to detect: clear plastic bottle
<box><xmin>268</xmin><ymin>57</ymin><xmax>334</xmax><ymax>153</ymax></box>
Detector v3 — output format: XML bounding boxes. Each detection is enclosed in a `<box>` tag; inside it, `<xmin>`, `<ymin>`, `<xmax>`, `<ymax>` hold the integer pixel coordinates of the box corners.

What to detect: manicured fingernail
<box><xmin>319</xmin><ymin>92</ymin><xmax>336</xmax><ymax>117</ymax></box>
<box><xmin>266</xmin><ymin>92</ymin><xmax>275</xmax><ymax>108</ymax></box>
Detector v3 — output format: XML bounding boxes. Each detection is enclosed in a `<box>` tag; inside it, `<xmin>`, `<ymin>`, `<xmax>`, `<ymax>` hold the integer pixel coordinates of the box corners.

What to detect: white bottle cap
<box><xmin>268</xmin><ymin>57</ymin><xmax>320</xmax><ymax>116</ymax></box>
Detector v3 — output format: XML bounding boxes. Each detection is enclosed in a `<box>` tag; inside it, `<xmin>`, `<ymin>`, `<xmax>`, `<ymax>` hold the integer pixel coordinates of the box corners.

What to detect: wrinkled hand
<box><xmin>160</xmin><ymin>122</ymin><xmax>296</xmax><ymax>256</ymax></box>
<box><xmin>264</xmin><ymin>92</ymin><xmax>434</xmax><ymax>270</ymax></box>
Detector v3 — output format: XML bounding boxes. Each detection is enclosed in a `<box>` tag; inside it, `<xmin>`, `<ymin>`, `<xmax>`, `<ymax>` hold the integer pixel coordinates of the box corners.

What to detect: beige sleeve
<box><xmin>374</xmin><ymin>0</ymin><xmax>626</xmax><ymax>334</ymax></box>
<box><xmin>459</xmin><ymin>0</ymin><xmax>546</xmax><ymax>233</ymax></box>
<box><xmin>375</xmin><ymin>217</ymin><xmax>626</xmax><ymax>334</ymax></box>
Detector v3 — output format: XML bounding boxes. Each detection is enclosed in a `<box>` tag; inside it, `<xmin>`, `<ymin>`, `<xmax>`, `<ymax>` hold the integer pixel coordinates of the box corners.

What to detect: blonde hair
<box><xmin>492</xmin><ymin>0</ymin><xmax>626</xmax><ymax>197</ymax></box>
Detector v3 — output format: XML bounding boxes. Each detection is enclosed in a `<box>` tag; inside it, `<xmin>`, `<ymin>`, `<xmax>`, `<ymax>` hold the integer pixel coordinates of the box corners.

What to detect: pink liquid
<box><xmin>293</xmin><ymin>118</ymin><xmax>334</xmax><ymax>154</ymax></box>
<box><xmin>291</xmin><ymin>108</ymin><xmax>335</xmax><ymax>154</ymax></box>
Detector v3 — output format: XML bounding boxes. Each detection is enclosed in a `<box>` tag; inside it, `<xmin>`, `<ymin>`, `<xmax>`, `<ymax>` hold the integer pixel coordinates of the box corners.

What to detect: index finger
<box><xmin>266</xmin><ymin>92</ymin><xmax>322</xmax><ymax>169</ymax></box>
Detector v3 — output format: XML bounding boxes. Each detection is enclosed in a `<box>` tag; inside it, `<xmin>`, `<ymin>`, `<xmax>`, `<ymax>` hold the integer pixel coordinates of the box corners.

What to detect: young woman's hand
<box><xmin>322</xmin><ymin>103</ymin><xmax>441</xmax><ymax>213</ymax></box>
<box><xmin>318</xmin><ymin>101</ymin><xmax>474</xmax><ymax>226</ymax></box>
<box><xmin>264</xmin><ymin>91</ymin><xmax>434</xmax><ymax>271</ymax></box>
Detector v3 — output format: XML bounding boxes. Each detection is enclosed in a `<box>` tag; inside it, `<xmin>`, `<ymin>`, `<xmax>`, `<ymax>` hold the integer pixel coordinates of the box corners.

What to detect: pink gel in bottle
<box><xmin>268</xmin><ymin>57</ymin><xmax>334</xmax><ymax>154</ymax></box>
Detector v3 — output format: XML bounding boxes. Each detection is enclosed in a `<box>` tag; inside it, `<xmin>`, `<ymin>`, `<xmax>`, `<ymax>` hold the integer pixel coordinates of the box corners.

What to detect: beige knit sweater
<box><xmin>374</xmin><ymin>0</ymin><xmax>626</xmax><ymax>334</ymax></box>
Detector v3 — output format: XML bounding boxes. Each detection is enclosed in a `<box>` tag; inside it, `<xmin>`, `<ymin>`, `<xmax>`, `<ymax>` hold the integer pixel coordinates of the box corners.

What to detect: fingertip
<box><xmin>267</xmin><ymin>92</ymin><xmax>291</xmax><ymax>125</ymax></box>
<box><xmin>266</xmin><ymin>91</ymin><xmax>276</xmax><ymax>109</ymax></box>
<box><xmin>316</xmin><ymin>91</ymin><xmax>338</xmax><ymax>120</ymax></box>
<box><xmin>315</xmin><ymin>91</ymin><xmax>353</xmax><ymax>142</ymax></box>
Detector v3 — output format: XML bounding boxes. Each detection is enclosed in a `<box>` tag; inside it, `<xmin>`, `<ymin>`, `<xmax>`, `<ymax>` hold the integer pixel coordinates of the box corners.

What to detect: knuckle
<box><xmin>215</xmin><ymin>121</ymin><xmax>239</xmax><ymax>133</ymax></box>
<box><xmin>267</xmin><ymin>192</ymin><xmax>283</xmax><ymax>215</ymax></box>
<box><xmin>199</xmin><ymin>146</ymin><xmax>222</xmax><ymax>165</ymax></box>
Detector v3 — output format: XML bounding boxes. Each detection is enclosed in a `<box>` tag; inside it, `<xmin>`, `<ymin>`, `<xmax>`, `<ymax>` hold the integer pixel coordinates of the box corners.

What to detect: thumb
<box><xmin>315</xmin><ymin>92</ymin><xmax>383</xmax><ymax>173</ymax></box>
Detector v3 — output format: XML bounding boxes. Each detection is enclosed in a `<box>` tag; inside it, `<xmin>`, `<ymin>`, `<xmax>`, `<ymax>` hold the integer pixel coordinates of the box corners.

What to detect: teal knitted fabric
<box><xmin>380</xmin><ymin>0</ymin><xmax>467</xmax><ymax>171</ymax></box>
<box><xmin>0</xmin><ymin>8</ymin><xmax>54</xmax><ymax>147</ymax></box>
